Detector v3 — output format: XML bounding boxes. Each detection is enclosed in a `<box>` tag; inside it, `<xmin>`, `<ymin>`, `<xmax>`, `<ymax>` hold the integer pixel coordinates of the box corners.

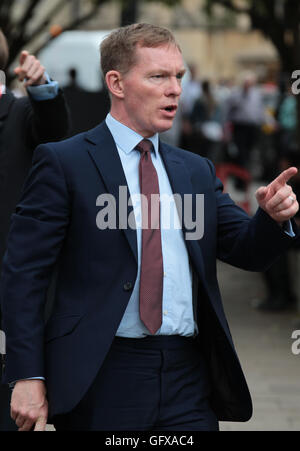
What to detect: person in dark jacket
<box><xmin>0</xmin><ymin>29</ymin><xmax>70</xmax><ymax>431</ymax></box>
<box><xmin>1</xmin><ymin>24</ymin><xmax>299</xmax><ymax>432</ymax></box>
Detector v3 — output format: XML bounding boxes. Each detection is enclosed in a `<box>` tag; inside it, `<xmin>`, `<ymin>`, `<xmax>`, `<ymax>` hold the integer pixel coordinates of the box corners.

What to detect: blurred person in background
<box><xmin>254</xmin><ymin>84</ymin><xmax>300</xmax><ymax>312</ymax></box>
<box><xmin>63</xmin><ymin>67</ymin><xmax>110</xmax><ymax>136</ymax></box>
<box><xmin>189</xmin><ymin>79</ymin><xmax>223</xmax><ymax>162</ymax></box>
<box><xmin>179</xmin><ymin>63</ymin><xmax>202</xmax><ymax>151</ymax></box>
<box><xmin>277</xmin><ymin>84</ymin><xmax>298</xmax><ymax>158</ymax></box>
<box><xmin>180</xmin><ymin>63</ymin><xmax>202</xmax><ymax>118</ymax></box>
<box><xmin>215</xmin><ymin>78</ymin><xmax>233</xmax><ymax>105</ymax></box>
<box><xmin>226</xmin><ymin>72</ymin><xmax>265</xmax><ymax>171</ymax></box>
<box><xmin>257</xmin><ymin>78</ymin><xmax>279</xmax><ymax>182</ymax></box>
<box><xmin>254</xmin><ymin>148</ymin><xmax>300</xmax><ymax>312</ymax></box>
<box><xmin>262</xmin><ymin>77</ymin><xmax>298</xmax><ymax>182</ymax></box>
<box><xmin>0</xmin><ymin>29</ymin><xmax>70</xmax><ymax>431</ymax></box>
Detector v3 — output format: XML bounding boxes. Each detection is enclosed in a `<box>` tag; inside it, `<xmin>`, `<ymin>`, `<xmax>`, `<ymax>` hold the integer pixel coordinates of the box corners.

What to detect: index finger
<box><xmin>268</xmin><ymin>167</ymin><xmax>298</xmax><ymax>190</ymax></box>
<box><xmin>19</xmin><ymin>50</ymin><xmax>29</xmax><ymax>66</ymax></box>
<box><xmin>34</xmin><ymin>416</ymin><xmax>47</xmax><ymax>432</ymax></box>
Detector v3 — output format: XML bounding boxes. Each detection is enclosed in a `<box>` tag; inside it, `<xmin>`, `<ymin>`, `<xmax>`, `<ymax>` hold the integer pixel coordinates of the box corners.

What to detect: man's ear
<box><xmin>105</xmin><ymin>70</ymin><xmax>124</xmax><ymax>99</ymax></box>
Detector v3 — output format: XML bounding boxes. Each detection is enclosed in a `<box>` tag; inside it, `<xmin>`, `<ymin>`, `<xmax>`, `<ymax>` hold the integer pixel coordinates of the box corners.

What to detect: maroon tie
<box><xmin>136</xmin><ymin>139</ymin><xmax>163</xmax><ymax>334</ymax></box>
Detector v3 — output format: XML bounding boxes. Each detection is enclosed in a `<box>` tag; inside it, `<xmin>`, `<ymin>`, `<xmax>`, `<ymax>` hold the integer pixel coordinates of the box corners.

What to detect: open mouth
<box><xmin>162</xmin><ymin>105</ymin><xmax>177</xmax><ymax>113</ymax></box>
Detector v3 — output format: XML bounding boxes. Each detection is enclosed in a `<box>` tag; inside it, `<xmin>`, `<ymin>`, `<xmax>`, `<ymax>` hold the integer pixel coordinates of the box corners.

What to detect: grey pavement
<box><xmin>218</xmin><ymin>260</ymin><xmax>300</xmax><ymax>431</ymax></box>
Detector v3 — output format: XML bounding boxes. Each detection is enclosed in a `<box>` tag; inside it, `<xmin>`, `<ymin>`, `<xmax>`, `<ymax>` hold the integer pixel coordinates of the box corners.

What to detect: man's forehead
<box><xmin>134</xmin><ymin>45</ymin><xmax>185</xmax><ymax>70</ymax></box>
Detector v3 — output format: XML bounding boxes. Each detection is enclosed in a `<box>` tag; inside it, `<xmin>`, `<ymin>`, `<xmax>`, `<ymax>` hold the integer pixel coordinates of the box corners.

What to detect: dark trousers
<box><xmin>263</xmin><ymin>253</ymin><xmax>294</xmax><ymax>306</ymax></box>
<box><xmin>0</xmin><ymin>380</ymin><xmax>17</xmax><ymax>431</ymax></box>
<box><xmin>53</xmin><ymin>335</ymin><xmax>218</xmax><ymax>431</ymax></box>
<box><xmin>232</xmin><ymin>122</ymin><xmax>259</xmax><ymax>169</ymax></box>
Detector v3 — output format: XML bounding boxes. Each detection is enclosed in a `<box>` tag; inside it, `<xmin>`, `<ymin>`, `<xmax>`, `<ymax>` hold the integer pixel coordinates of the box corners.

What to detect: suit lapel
<box><xmin>159</xmin><ymin>141</ymin><xmax>206</xmax><ymax>281</ymax></box>
<box><xmin>86</xmin><ymin>122</ymin><xmax>138</xmax><ymax>263</ymax></box>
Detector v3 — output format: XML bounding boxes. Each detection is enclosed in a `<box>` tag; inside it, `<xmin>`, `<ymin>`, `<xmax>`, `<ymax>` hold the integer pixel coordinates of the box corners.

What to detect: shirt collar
<box><xmin>105</xmin><ymin>113</ymin><xmax>159</xmax><ymax>157</ymax></box>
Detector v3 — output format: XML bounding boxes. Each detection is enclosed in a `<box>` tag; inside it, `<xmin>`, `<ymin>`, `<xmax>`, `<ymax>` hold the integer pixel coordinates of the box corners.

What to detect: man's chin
<box><xmin>157</xmin><ymin>120</ymin><xmax>174</xmax><ymax>134</ymax></box>
<box><xmin>142</xmin><ymin>119</ymin><xmax>174</xmax><ymax>137</ymax></box>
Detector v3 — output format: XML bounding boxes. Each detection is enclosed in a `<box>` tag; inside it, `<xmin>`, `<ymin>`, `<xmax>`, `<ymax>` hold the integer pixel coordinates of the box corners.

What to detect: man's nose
<box><xmin>166</xmin><ymin>77</ymin><xmax>182</xmax><ymax>97</ymax></box>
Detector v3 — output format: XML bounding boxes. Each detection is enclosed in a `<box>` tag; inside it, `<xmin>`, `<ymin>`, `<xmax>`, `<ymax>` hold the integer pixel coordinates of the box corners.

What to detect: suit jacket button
<box><xmin>123</xmin><ymin>282</ymin><xmax>133</xmax><ymax>291</ymax></box>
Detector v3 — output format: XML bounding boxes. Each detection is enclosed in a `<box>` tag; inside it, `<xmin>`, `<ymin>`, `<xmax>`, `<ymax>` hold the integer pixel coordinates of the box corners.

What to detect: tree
<box><xmin>0</xmin><ymin>0</ymin><xmax>108</xmax><ymax>74</ymax></box>
<box><xmin>204</xmin><ymin>0</ymin><xmax>300</xmax><ymax>148</ymax></box>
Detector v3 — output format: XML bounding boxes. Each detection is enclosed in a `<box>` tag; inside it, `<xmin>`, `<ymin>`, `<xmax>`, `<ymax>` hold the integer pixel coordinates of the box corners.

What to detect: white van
<box><xmin>38</xmin><ymin>30</ymin><xmax>111</xmax><ymax>91</ymax></box>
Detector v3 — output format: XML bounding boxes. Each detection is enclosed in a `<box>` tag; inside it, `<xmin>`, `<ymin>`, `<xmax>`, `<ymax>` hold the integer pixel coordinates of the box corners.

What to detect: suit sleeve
<box><xmin>205</xmin><ymin>159</ymin><xmax>300</xmax><ymax>271</ymax></box>
<box><xmin>0</xmin><ymin>144</ymin><xmax>70</xmax><ymax>383</ymax></box>
<box><xmin>27</xmin><ymin>89</ymin><xmax>71</xmax><ymax>147</ymax></box>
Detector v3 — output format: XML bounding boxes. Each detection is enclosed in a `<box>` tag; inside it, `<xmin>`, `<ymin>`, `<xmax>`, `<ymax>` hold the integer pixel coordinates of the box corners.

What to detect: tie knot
<box><xmin>136</xmin><ymin>139</ymin><xmax>153</xmax><ymax>154</ymax></box>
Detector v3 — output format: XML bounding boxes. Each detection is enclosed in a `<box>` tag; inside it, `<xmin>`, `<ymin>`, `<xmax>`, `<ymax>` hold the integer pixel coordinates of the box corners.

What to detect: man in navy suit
<box><xmin>0</xmin><ymin>30</ymin><xmax>70</xmax><ymax>431</ymax></box>
<box><xmin>1</xmin><ymin>23</ymin><xmax>299</xmax><ymax>431</ymax></box>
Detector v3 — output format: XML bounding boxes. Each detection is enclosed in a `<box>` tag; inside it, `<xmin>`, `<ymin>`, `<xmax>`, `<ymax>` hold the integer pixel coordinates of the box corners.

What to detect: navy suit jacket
<box><xmin>1</xmin><ymin>121</ymin><xmax>298</xmax><ymax>422</ymax></box>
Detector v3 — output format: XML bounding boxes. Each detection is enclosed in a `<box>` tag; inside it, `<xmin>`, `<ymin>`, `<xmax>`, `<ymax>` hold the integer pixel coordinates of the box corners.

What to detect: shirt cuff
<box><xmin>26</xmin><ymin>72</ymin><xmax>59</xmax><ymax>101</ymax></box>
<box><xmin>283</xmin><ymin>220</ymin><xmax>295</xmax><ymax>238</ymax></box>
<box><xmin>9</xmin><ymin>377</ymin><xmax>45</xmax><ymax>389</ymax></box>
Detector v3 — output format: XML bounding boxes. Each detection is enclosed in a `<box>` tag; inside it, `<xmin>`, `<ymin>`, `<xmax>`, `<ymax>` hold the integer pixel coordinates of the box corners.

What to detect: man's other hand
<box><xmin>255</xmin><ymin>167</ymin><xmax>299</xmax><ymax>224</ymax></box>
<box><xmin>14</xmin><ymin>51</ymin><xmax>47</xmax><ymax>87</ymax></box>
<box><xmin>11</xmin><ymin>380</ymin><xmax>48</xmax><ymax>431</ymax></box>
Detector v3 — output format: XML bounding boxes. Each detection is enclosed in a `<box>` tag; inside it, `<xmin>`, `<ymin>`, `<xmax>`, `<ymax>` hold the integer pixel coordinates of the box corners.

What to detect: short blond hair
<box><xmin>100</xmin><ymin>23</ymin><xmax>181</xmax><ymax>79</ymax></box>
<box><xmin>0</xmin><ymin>29</ymin><xmax>9</xmax><ymax>70</ymax></box>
